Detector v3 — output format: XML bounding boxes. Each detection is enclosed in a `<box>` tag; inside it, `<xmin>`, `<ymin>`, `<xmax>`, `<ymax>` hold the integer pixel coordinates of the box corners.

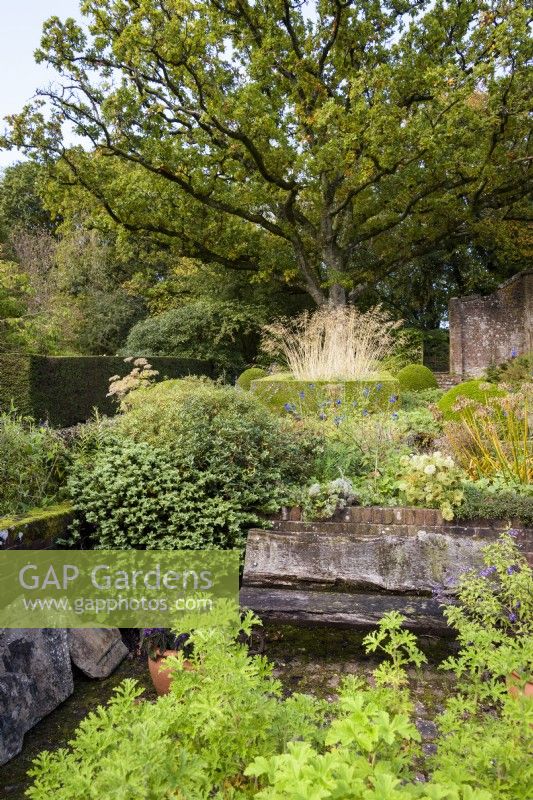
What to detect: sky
<box><xmin>0</xmin><ymin>0</ymin><xmax>82</xmax><ymax>168</ymax></box>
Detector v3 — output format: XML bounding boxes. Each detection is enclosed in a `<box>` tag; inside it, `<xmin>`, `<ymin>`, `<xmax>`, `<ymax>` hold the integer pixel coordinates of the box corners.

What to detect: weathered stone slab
<box><xmin>68</xmin><ymin>629</ymin><xmax>128</xmax><ymax>678</ymax></box>
<box><xmin>240</xmin><ymin>587</ymin><xmax>449</xmax><ymax>633</ymax></box>
<box><xmin>0</xmin><ymin>629</ymin><xmax>73</xmax><ymax>765</ymax></box>
<box><xmin>244</xmin><ymin>526</ymin><xmax>500</xmax><ymax>594</ymax></box>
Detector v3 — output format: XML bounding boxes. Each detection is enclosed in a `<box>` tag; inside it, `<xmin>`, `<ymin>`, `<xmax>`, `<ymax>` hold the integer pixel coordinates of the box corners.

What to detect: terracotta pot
<box><xmin>507</xmin><ymin>671</ymin><xmax>533</xmax><ymax>700</ymax></box>
<box><xmin>148</xmin><ymin>650</ymin><xmax>193</xmax><ymax>696</ymax></box>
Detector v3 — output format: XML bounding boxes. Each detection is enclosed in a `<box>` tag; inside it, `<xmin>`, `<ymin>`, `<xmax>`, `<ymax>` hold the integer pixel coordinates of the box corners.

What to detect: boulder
<box><xmin>68</xmin><ymin>629</ymin><xmax>128</xmax><ymax>678</ymax></box>
<box><xmin>0</xmin><ymin>628</ymin><xmax>74</xmax><ymax>765</ymax></box>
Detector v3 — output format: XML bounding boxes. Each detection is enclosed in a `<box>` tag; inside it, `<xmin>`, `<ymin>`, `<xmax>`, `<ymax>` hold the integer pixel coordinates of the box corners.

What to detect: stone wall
<box><xmin>449</xmin><ymin>269</ymin><xmax>533</xmax><ymax>377</ymax></box>
<box><xmin>240</xmin><ymin>507</ymin><xmax>533</xmax><ymax>633</ymax></box>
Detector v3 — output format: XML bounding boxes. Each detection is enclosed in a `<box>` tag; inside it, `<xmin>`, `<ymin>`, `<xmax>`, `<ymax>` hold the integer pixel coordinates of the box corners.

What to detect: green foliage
<box><xmin>0</xmin><ymin>354</ymin><xmax>213</xmax><ymax>427</ymax></box>
<box><xmin>422</xmin><ymin>329</ymin><xmax>450</xmax><ymax>373</ymax></box>
<box><xmin>457</xmin><ymin>481</ymin><xmax>533</xmax><ymax>527</ymax></box>
<box><xmin>395</xmin><ymin>452</ymin><xmax>465</xmax><ymax>521</ymax></box>
<box><xmin>237</xmin><ymin>367</ymin><xmax>267</xmax><ymax>391</ymax></box>
<box><xmin>6</xmin><ymin>1</ymin><xmax>530</xmax><ymax>306</ymax></box>
<box><xmin>0</xmin><ymin>161</ymin><xmax>54</xmax><ymax>237</ymax></box>
<box><xmin>69</xmin><ymin>379</ymin><xmax>319</xmax><ymax>550</ymax></box>
<box><xmin>438</xmin><ymin>381</ymin><xmax>505</xmax><ymax>421</ymax></box>
<box><xmin>441</xmin><ymin>533</ymin><xmax>533</xmax><ymax>697</ymax></box>
<box><xmin>25</xmin><ymin>601</ymin><xmax>531</xmax><ymax>800</ymax></box>
<box><xmin>399</xmin><ymin>389</ymin><xmax>443</xmax><ymax>411</ymax></box>
<box><xmin>300</xmin><ymin>478</ymin><xmax>355</xmax><ymax>521</ymax></box>
<box><xmin>251</xmin><ymin>375</ymin><xmax>399</xmax><ymax>417</ymax></box>
<box><xmin>445</xmin><ymin>386</ymin><xmax>531</xmax><ymax>484</ymax></box>
<box><xmin>397</xmin><ymin>364</ymin><xmax>438</xmax><ymax>392</ymax></box>
<box><xmin>0</xmin><ymin>411</ymin><xmax>68</xmax><ymax>516</ymax></box>
<box><xmin>486</xmin><ymin>353</ymin><xmax>532</xmax><ymax>387</ymax></box>
<box><xmin>120</xmin><ymin>301</ymin><xmax>262</xmax><ymax>372</ymax></box>
<box><xmin>26</xmin><ymin>605</ymin><xmax>327</xmax><ymax>800</ymax></box>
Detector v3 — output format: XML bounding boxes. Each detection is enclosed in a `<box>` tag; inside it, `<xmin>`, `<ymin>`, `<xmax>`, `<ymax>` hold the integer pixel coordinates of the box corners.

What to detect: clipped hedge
<box><xmin>437</xmin><ymin>379</ymin><xmax>505</xmax><ymax>421</ymax></box>
<box><xmin>0</xmin><ymin>356</ymin><xmax>215</xmax><ymax>428</ymax></box>
<box><xmin>396</xmin><ymin>364</ymin><xmax>438</xmax><ymax>391</ymax></box>
<box><xmin>250</xmin><ymin>373</ymin><xmax>399</xmax><ymax>416</ymax></box>
<box><xmin>236</xmin><ymin>367</ymin><xmax>267</xmax><ymax>391</ymax></box>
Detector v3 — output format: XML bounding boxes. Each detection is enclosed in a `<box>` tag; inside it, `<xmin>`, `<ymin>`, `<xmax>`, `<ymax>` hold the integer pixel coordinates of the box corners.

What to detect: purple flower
<box><xmin>479</xmin><ymin>566</ymin><xmax>497</xmax><ymax>577</ymax></box>
<box><xmin>389</xmin><ymin>395</ymin><xmax>398</xmax><ymax>404</ymax></box>
<box><xmin>363</xmin><ymin>387</ymin><xmax>370</xmax><ymax>397</ymax></box>
<box><xmin>508</xmin><ymin>529</ymin><xmax>521</xmax><ymax>538</ymax></box>
<box><xmin>335</xmin><ymin>398</ymin><xmax>342</xmax><ymax>406</ymax></box>
<box><xmin>362</xmin><ymin>409</ymin><xmax>369</xmax><ymax>416</ymax></box>
<box><xmin>508</xmin><ymin>612</ymin><xmax>517</xmax><ymax>622</ymax></box>
<box><xmin>298</xmin><ymin>390</ymin><xmax>305</xmax><ymax>399</ymax></box>
<box><xmin>284</xmin><ymin>402</ymin><xmax>295</xmax><ymax>413</ymax></box>
<box><xmin>376</xmin><ymin>383</ymin><xmax>382</xmax><ymax>391</ymax></box>
<box><xmin>391</xmin><ymin>412</ymin><xmax>399</xmax><ymax>420</ymax></box>
<box><xmin>515</xmin><ymin>601</ymin><xmax>521</xmax><ymax>609</ymax></box>
<box><xmin>511</xmin><ymin>348</ymin><xmax>518</xmax><ymax>358</ymax></box>
<box><xmin>506</xmin><ymin>565</ymin><xmax>519</xmax><ymax>575</ymax></box>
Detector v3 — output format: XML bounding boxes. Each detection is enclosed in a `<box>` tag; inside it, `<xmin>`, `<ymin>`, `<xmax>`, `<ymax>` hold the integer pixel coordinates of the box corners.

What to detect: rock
<box><xmin>0</xmin><ymin>628</ymin><xmax>74</xmax><ymax>765</ymax></box>
<box><xmin>68</xmin><ymin>629</ymin><xmax>128</xmax><ymax>679</ymax></box>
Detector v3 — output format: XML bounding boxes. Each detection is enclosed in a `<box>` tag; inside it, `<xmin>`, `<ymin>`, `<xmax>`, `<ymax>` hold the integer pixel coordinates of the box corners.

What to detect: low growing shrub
<box><xmin>0</xmin><ymin>411</ymin><xmax>68</xmax><ymax>517</ymax></box>
<box><xmin>456</xmin><ymin>481</ymin><xmax>533</xmax><ymax>527</ymax></box>
<box><xmin>437</xmin><ymin>380</ymin><xmax>505</xmax><ymax>421</ymax></box>
<box><xmin>69</xmin><ymin>379</ymin><xmax>320</xmax><ymax>551</ymax></box>
<box><xmin>395</xmin><ymin>451</ymin><xmax>465</xmax><ymax>520</ymax></box>
<box><xmin>486</xmin><ymin>352</ymin><xmax>532</xmax><ymax>387</ymax></box>
<box><xmin>396</xmin><ymin>363</ymin><xmax>438</xmax><ymax>391</ymax></box>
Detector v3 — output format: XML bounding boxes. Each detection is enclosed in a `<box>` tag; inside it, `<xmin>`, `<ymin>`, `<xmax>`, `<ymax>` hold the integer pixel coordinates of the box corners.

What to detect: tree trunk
<box><xmin>328</xmin><ymin>283</ymin><xmax>346</xmax><ymax>306</ymax></box>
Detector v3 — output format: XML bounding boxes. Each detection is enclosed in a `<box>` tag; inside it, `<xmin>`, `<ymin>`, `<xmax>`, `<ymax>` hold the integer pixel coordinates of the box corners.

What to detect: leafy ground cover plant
<box><xmin>395</xmin><ymin>452</ymin><xmax>465</xmax><ymax>521</ymax></box>
<box><xmin>456</xmin><ymin>481</ymin><xmax>533</xmax><ymax>527</ymax></box>
<box><xmin>25</xmin><ymin>604</ymin><xmax>529</xmax><ymax>800</ymax></box>
<box><xmin>0</xmin><ymin>410</ymin><xmax>68</xmax><ymax>517</ymax></box>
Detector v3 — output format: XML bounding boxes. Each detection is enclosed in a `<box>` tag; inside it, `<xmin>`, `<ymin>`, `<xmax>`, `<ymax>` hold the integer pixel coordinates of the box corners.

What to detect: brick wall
<box><xmin>449</xmin><ymin>269</ymin><xmax>533</xmax><ymax>378</ymax></box>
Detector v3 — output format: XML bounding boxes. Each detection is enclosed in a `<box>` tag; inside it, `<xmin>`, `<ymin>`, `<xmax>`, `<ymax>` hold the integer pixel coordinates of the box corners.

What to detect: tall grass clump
<box><xmin>262</xmin><ymin>305</ymin><xmax>402</xmax><ymax>381</ymax></box>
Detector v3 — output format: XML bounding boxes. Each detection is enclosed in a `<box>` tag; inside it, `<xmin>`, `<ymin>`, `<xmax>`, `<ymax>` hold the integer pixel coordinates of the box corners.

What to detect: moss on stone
<box><xmin>0</xmin><ymin>502</ymin><xmax>73</xmax><ymax>548</ymax></box>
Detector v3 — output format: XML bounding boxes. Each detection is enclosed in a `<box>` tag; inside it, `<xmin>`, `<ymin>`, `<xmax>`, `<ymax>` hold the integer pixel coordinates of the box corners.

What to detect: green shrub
<box><xmin>250</xmin><ymin>374</ymin><xmax>399</xmax><ymax>416</ymax></box>
<box><xmin>437</xmin><ymin>379</ymin><xmax>505</xmax><ymax>421</ymax></box>
<box><xmin>396</xmin><ymin>363</ymin><xmax>438</xmax><ymax>391</ymax></box>
<box><xmin>456</xmin><ymin>482</ymin><xmax>533</xmax><ymax>526</ymax></box>
<box><xmin>69</xmin><ymin>379</ymin><xmax>319</xmax><ymax>551</ymax></box>
<box><xmin>395</xmin><ymin>451</ymin><xmax>465</xmax><ymax>520</ymax></box>
<box><xmin>0</xmin><ymin>412</ymin><xmax>68</xmax><ymax>516</ymax></box>
<box><xmin>120</xmin><ymin>300</ymin><xmax>261</xmax><ymax>372</ymax></box>
<box><xmin>236</xmin><ymin>366</ymin><xmax>267</xmax><ymax>391</ymax></box>
<box><xmin>486</xmin><ymin>352</ymin><xmax>532</xmax><ymax>387</ymax></box>
<box><xmin>399</xmin><ymin>388</ymin><xmax>443</xmax><ymax>410</ymax></box>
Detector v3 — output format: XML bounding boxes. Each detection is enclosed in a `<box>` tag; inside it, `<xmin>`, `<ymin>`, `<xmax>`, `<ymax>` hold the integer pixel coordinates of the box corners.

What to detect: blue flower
<box><xmin>507</xmin><ymin>565</ymin><xmax>519</xmax><ymax>575</ymax></box>
<box><xmin>511</xmin><ymin>348</ymin><xmax>518</xmax><ymax>358</ymax></box>
<box><xmin>515</xmin><ymin>601</ymin><xmax>521</xmax><ymax>609</ymax></box>
<box><xmin>319</xmin><ymin>412</ymin><xmax>327</xmax><ymax>421</ymax></box>
<box><xmin>284</xmin><ymin>402</ymin><xmax>295</xmax><ymax>413</ymax></box>
<box><xmin>363</xmin><ymin>387</ymin><xmax>370</xmax><ymax>397</ymax></box>
<box><xmin>508</xmin><ymin>612</ymin><xmax>517</xmax><ymax>623</ymax></box>
<box><xmin>298</xmin><ymin>390</ymin><xmax>305</xmax><ymax>399</ymax></box>
<box><xmin>508</xmin><ymin>529</ymin><xmax>520</xmax><ymax>537</ymax></box>
<box><xmin>479</xmin><ymin>566</ymin><xmax>497</xmax><ymax>577</ymax></box>
<box><xmin>376</xmin><ymin>383</ymin><xmax>382</xmax><ymax>391</ymax></box>
<box><xmin>335</xmin><ymin>398</ymin><xmax>342</xmax><ymax>406</ymax></box>
<box><xmin>391</xmin><ymin>412</ymin><xmax>399</xmax><ymax>420</ymax></box>
<box><xmin>389</xmin><ymin>395</ymin><xmax>398</xmax><ymax>404</ymax></box>
<box><xmin>362</xmin><ymin>409</ymin><xmax>369</xmax><ymax>416</ymax></box>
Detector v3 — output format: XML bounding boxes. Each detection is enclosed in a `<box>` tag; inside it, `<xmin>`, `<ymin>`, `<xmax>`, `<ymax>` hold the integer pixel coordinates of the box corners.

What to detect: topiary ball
<box><xmin>236</xmin><ymin>367</ymin><xmax>267</xmax><ymax>391</ymax></box>
<box><xmin>396</xmin><ymin>364</ymin><xmax>438</xmax><ymax>391</ymax></box>
<box><xmin>437</xmin><ymin>379</ymin><xmax>505</xmax><ymax>421</ymax></box>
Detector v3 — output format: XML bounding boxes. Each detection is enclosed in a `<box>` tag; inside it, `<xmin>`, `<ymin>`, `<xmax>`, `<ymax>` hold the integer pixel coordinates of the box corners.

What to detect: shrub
<box><xmin>120</xmin><ymin>300</ymin><xmax>261</xmax><ymax>372</ymax></box>
<box><xmin>236</xmin><ymin>366</ymin><xmax>267</xmax><ymax>391</ymax></box>
<box><xmin>261</xmin><ymin>305</ymin><xmax>403</xmax><ymax>380</ymax></box>
<box><xmin>456</xmin><ymin>482</ymin><xmax>533</xmax><ymax>526</ymax></box>
<box><xmin>399</xmin><ymin>388</ymin><xmax>443</xmax><ymax>410</ymax></box>
<box><xmin>437</xmin><ymin>379</ymin><xmax>505</xmax><ymax>421</ymax></box>
<box><xmin>486</xmin><ymin>352</ymin><xmax>532</xmax><ymax>387</ymax></box>
<box><xmin>69</xmin><ymin>379</ymin><xmax>320</xmax><ymax>550</ymax></box>
<box><xmin>0</xmin><ymin>412</ymin><xmax>68</xmax><ymax>517</ymax></box>
<box><xmin>396</xmin><ymin>363</ymin><xmax>438</xmax><ymax>391</ymax></box>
